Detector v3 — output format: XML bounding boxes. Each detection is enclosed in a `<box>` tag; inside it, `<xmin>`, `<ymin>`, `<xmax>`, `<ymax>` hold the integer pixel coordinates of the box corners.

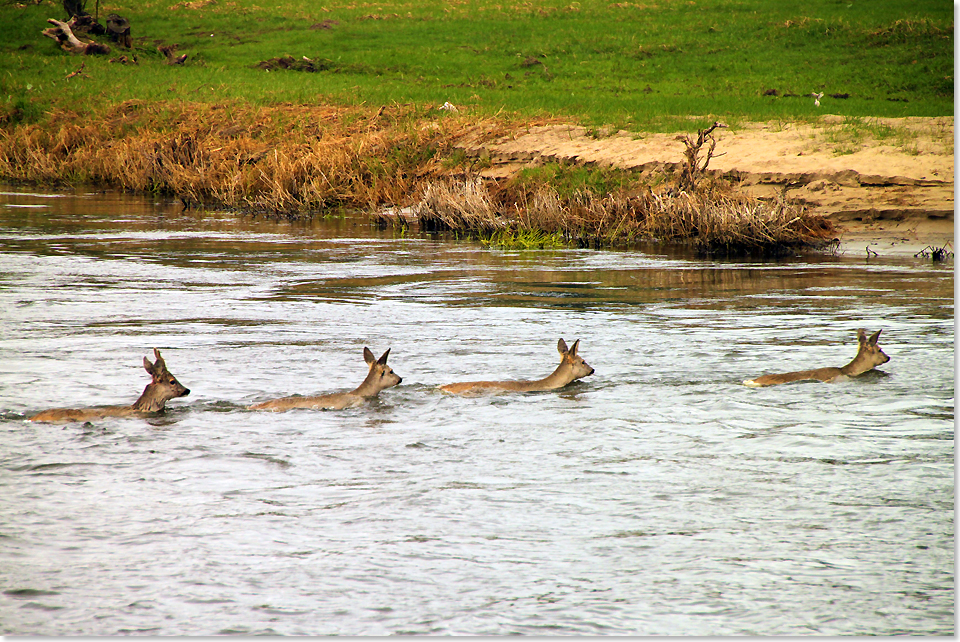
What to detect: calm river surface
<box><xmin>0</xmin><ymin>188</ymin><xmax>953</xmax><ymax>635</ymax></box>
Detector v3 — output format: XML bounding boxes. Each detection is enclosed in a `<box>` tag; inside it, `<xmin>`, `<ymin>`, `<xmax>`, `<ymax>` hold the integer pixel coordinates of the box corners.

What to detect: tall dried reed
<box><xmin>413</xmin><ymin>177</ymin><xmax>502</xmax><ymax>232</ymax></box>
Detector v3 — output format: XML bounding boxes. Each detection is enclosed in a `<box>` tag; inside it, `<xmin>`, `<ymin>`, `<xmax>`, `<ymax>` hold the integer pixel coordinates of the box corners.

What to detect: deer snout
<box><xmin>180</xmin><ymin>387</ymin><xmax>191</xmax><ymax>396</ymax></box>
<box><xmin>395</xmin><ymin>377</ymin><xmax>402</xmax><ymax>384</ymax></box>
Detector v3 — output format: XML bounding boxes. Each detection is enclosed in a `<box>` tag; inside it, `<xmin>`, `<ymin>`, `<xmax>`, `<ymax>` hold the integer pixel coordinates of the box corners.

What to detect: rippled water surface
<box><xmin>0</xmin><ymin>188</ymin><xmax>953</xmax><ymax>635</ymax></box>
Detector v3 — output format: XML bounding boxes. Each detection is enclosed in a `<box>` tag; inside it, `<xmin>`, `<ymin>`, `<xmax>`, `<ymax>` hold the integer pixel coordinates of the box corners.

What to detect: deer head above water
<box><xmin>743</xmin><ymin>329</ymin><xmax>890</xmax><ymax>388</ymax></box>
<box><xmin>439</xmin><ymin>338</ymin><xmax>595</xmax><ymax>395</ymax></box>
<box><xmin>250</xmin><ymin>347</ymin><xmax>402</xmax><ymax>411</ymax></box>
<box><xmin>30</xmin><ymin>348</ymin><xmax>191</xmax><ymax>423</ymax></box>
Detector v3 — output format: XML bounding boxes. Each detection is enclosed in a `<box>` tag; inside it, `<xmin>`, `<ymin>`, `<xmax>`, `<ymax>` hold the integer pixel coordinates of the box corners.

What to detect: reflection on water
<box><xmin>0</xmin><ymin>187</ymin><xmax>953</xmax><ymax>635</ymax></box>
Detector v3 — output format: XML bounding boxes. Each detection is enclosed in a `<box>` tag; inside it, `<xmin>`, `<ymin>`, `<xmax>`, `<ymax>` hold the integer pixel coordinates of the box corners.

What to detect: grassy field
<box><xmin>0</xmin><ymin>0</ymin><xmax>953</xmax><ymax>129</ymax></box>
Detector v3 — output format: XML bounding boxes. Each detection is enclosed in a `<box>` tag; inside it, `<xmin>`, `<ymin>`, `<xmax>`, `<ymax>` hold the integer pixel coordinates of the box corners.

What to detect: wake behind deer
<box><xmin>439</xmin><ymin>338</ymin><xmax>594</xmax><ymax>395</ymax></box>
<box><xmin>30</xmin><ymin>349</ymin><xmax>190</xmax><ymax>423</ymax></box>
<box><xmin>250</xmin><ymin>347</ymin><xmax>401</xmax><ymax>411</ymax></box>
<box><xmin>743</xmin><ymin>329</ymin><xmax>890</xmax><ymax>388</ymax></box>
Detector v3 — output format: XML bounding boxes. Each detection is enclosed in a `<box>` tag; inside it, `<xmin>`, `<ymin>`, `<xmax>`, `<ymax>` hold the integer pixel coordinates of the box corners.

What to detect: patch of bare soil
<box><xmin>461</xmin><ymin>116</ymin><xmax>954</xmax><ymax>257</ymax></box>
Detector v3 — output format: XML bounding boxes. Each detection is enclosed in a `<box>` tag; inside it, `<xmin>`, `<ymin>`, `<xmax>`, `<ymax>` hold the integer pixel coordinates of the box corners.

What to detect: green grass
<box><xmin>809</xmin><ymin>115</ymin><xmax>947</xmax><ymax>156</ymax></box>
<box><xmin>479</xmin><ymin>227</ymin><xmax>568</xmax><ymax>250</ymax></box>
<box><xmin>514</xmin><ymin>164</ymin><xmax>641</xmax><ymax>199</ymax></box>
<box><xmin>0</xmin><ymin>0</ymin><xmax>952</xmax><ymax>129</ymax></box>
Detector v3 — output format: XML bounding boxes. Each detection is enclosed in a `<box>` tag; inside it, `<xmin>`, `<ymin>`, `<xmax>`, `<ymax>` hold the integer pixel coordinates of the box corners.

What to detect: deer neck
<box><xmin>529</xmin><ymin>363</ymin><xmax>576</xmax><ymax>390</ymax></box>
<box><xmin>350</xmin><ymin>369</ymin><xmax>383</xmax><ymax>399</ymax></box>
<box><xmin>131</xmin><ymin>384</ymin><xmax>167</xmax><ymax>412</ymax></box>
<box><xmin>839</xmin><ymin>349</ymin><xmax>874</xmax><ymax>377</ymax></box>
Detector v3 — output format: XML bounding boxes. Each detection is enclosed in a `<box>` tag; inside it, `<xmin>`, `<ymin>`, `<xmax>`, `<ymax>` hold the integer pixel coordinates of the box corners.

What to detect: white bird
<box><xmin>813</xmin><ymin>92</ymin><xmax>824</xmax><ymax>107</ymax></box>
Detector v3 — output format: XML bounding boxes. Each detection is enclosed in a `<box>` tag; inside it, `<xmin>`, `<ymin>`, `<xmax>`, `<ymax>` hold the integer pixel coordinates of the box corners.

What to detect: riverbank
<box><xmin>0</xmin><ymin>104</ymin><xmax>951</xmax><ymax>257</ymax></box>
<box><xmin>0</xmin><ymin>101</ymin><xmax>834</xmax><ymax>254</ymax></box>
<box><xmin>460</xmin><ymin>116</ymin><xmax>954</xmax><ymax>257</ymax></box>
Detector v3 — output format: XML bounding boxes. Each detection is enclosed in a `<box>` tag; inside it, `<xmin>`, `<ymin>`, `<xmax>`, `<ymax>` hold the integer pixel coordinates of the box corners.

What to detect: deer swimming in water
<box><xmin>30</xmin><ymin>348</ymin><xmax>190</xmax><ymax>423</ymax></box>
<box><xmin>439</xmin><ymin>338</ymin><xmax>594</xmax><ymax>395</ymax></box>
<box><xmin>743</xmin><ymin>329</ymin><xmax>889</xmax><ymax>388</ymax></box>
<box><xmin>250</xmin><ymin>347</ymin><xmax>402</xmax><ymax>411</ymax></box>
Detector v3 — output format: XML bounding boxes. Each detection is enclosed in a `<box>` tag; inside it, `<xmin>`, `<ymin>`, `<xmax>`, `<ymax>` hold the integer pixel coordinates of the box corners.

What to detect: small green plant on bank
<box><xmin>479</xmin><ymin>227</ymin><xmax>568</xmax><ymax>250</ymax></box>
<box><xmin>441</xmin><ymin>148</ymin><xmax>491</xmax><ymax>171</ymax></box>
<box><xmin>814</xmin><ymin>117</ymin><xmax>932</xmax><ymax>156</ymax></box>
<box><xmin>515</xmin><ymin>164</ymin><xmax>639</xmax><ymax>200</ymax></box>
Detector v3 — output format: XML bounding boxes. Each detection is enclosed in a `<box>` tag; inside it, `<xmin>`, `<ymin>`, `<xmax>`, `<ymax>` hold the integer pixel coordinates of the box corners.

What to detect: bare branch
<box><xmin>676</xmin><ymin>121</ymin><xmax>727</xmax><ymax>192</ymax></box>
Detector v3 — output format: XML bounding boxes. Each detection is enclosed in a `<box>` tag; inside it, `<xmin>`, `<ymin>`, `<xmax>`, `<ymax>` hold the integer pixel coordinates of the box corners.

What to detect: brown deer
<box><xmin>439</xmin><ymin>338</ymin><xmax>594</xmax><ymax>395</ymax></box>
<box><xmin>743</xmin><ymin>329</ymin><xmax>889</xmax><ymax>388</ymax></box>
<box><xmin>250</xmin><ymin>347</ymin><xmax>401</xmax><ymax>411</ymax></box>
<box><xmin>30</xmin><ymin>349</ymin><xmax>190</xmax><ymax>423</ymax></box>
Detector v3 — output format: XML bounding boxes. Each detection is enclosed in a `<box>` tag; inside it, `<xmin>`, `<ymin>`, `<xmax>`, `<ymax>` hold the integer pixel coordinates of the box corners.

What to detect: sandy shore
<box><xmin>463</xmin><ymin>116</ymin><xmax>954</xmax><ymax>257</ymax></box>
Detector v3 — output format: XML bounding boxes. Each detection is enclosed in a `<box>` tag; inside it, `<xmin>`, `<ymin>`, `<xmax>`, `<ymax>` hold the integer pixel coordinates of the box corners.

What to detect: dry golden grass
<box><xmin>0</xmin><ymin>101</ymin><xmax>494</xmax><ymax>215</ymax></box>
<box><xmin>413</xmin><ymin>178</ymin><xmax>503</xmax><ymax>232</ymax></box>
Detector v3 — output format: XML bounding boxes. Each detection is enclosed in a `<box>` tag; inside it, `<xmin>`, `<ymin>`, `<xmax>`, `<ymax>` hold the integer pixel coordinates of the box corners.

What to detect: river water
<box><xmin>0</xmin><ymin>188</ymin><xmax>953</xmax><ymax>635</ymax></box>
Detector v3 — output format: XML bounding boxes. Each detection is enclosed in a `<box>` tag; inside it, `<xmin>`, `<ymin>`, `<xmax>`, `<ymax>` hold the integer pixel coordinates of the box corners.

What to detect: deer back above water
<box><xmin>439</xmin><ymin>338</ymin><xmax>594</xmax><ymax>395</ymax></box>
<box><xmin>250</xmin><ymin>347</ymin><xmax>401</xmax><ymax>411</ymax></box>
<box><xmin>743</xmin><ymin>329</ymin><xmax>889</xmax><ymax>388</ymax></box>
<box><xmin>30</xmin><ymin>349</ymin><xmax>191</xmax><ymax>423</ymax></box>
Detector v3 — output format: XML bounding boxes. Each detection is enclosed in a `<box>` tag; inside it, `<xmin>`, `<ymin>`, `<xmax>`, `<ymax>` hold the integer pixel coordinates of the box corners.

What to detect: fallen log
<box><xmin>43</xmin><ymin>17</ymin><xmax>110</xmax><ymax>55</ymax></box>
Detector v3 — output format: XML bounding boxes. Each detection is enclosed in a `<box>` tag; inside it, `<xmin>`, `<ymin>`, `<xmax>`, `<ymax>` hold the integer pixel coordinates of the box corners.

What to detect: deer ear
<box><xmin>569</xmin><ymin>339</ymin><xmax>580</xmax><ymax>356</ymax></box>
<box><xmin>152</xmin><ymin>348</ymin><xmax>166</xmax><ymax>372</ymax></box>
<box><xmin>557</xmin><ymin>338</ymin><xmax>569</xmax><ymax>355</ymax></box>
<box><xmin>868</xmin><ymin>329</ymin><xmax>882</xmax><ymax>345</ymax></box>
<box><xmin>856</xmin><ymin>329</ymin><xmax>867</xmax><ymax>344</ymax></box>
<box><xmin>377</xmin><ymin>348</ymin><xmax>391</xmax><ymax>365</ymax></box>
<box><xmin>143</xmin><ymin>356</ymin><xmax>157</xmax><ymax>376</ymax></box>
<box><xmin>363</xmin><ymin>347</ymin><xmax>375</xmax><ymax>365</ymax></box>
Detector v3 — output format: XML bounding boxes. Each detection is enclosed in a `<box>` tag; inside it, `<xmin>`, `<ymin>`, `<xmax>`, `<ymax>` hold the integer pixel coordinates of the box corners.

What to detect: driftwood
<box><xmin>43</xmin><ymin>17</ymin><xmax>110</xmax><ymax>55</ymax></box>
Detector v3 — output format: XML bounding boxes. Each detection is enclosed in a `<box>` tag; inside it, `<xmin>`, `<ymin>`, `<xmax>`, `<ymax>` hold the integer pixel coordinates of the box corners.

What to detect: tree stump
<box><xmin>106</xmin><ymin>14</ymin><xmax>132</xmax><ymax>48</ymax></box>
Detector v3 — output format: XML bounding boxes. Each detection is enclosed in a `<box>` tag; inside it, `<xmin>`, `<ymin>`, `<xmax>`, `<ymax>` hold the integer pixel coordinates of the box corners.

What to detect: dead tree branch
<box><xmin>65</xmin><ymin>61</ymin><xmax>88</xmax><ymax>78</ymax></box>
<box><xmin>676</xmin><ymin>121</ymin><xmax>727</xmax><ymax>192</ymax></box>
